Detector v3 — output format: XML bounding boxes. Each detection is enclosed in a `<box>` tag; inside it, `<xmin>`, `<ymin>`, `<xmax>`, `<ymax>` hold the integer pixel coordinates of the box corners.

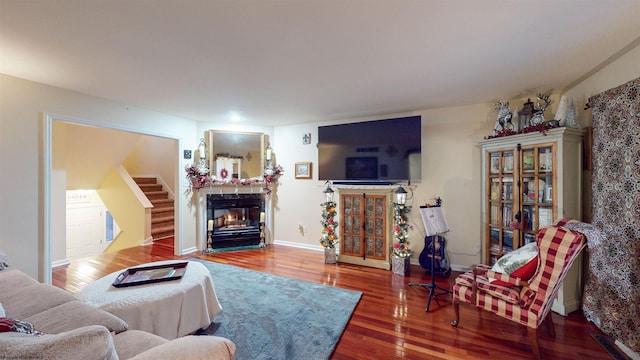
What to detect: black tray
<box><xmin>112</xmin><ymin>262</ymin><xmax>188</xmax><ymax>288</ymax></box>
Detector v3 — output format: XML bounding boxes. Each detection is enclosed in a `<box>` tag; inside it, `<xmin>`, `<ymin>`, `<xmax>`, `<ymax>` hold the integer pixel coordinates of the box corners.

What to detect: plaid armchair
<box><xmin>451</xmin><ymin>220</ymin><xmax>586</xmax><ymax>359</ymax></box>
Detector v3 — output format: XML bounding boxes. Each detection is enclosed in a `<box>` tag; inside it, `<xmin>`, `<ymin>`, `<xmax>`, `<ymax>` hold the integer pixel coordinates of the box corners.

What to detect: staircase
<box><xmin>133</xmin><ymin>177</ymin><xmax>174</xmax><ymax>240</ymax></box>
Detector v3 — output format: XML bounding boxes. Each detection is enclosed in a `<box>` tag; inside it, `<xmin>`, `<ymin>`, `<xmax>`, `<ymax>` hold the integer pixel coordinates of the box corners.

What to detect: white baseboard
<box><xmin>273</xmin><ymin>241</ymin><xmax>472</xmax><ymax>273</ymax></box>
<box><xmin>181</xmin><ymin>246</ymin><xmax>198</xmax><ymax>255</ymax></box>
<box><xmin>451</xmin><ymin>264</ymin><xmax>472</xmax><ymax>272</ymax></box>
<box><xmin>616</xmin><ymin>340</ymin><xmax>640</xmax><ymax>360</ymax></box>
<box><xmin>51</xmin><ymin>259</ymin><xmax>70</xmax><ymax>268</ymax></box>
<box><xmin>273</xmin><ymin>240</ymin><xmax>324</xmax><ymax>252</ymax></box>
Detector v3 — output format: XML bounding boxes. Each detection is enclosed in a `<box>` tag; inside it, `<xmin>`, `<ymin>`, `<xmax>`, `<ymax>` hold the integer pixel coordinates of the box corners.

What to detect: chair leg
<box><xmin>527</xmin><ymin>327</ymin><xmax>542</xmax><ymax>360</ymax></box>
<box><xmin>544</xmin><ymin>312</ymin><xmax>556</xmax><ymax>338</ymax></box>
<box><xmin>451</xmin><ymin>300</ymin><xmax>460</xmax><ymax>326</ymax></box>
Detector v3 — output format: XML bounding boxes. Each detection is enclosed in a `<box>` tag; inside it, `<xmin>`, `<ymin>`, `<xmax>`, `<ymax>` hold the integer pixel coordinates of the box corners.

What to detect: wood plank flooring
<box><xmin>52</xmin><ymin>239</ymin><xmax>613</xmax><ymax>360</ymax></box>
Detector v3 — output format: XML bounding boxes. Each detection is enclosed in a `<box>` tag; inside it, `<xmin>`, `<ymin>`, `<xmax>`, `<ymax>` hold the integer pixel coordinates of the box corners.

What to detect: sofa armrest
<box><xmin>0</xmin><ymin>325</ymin><xmax>118</xmax><ymax>360</ymax></box>
<box><xmin>129</xmin><ymin>335</ymin><xmax>236</xmax><ymax>360</ymax></box>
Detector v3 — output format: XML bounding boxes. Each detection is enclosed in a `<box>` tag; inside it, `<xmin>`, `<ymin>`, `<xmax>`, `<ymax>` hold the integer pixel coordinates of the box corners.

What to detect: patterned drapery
<box><xmin>586</xmin><ymin>77</ymin><xmax>640</xmax><ymax>352</ymax></box>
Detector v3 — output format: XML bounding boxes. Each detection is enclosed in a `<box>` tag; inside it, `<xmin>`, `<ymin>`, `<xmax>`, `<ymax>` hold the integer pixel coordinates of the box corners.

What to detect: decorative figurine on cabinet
<box><xmin>530</xmin><ymin>92</ymin><xmax>554</xmax><ymax>126</ymax></box>
<box><xmin>493</xmin><ymin>101</ymin><xmax>513</xmax><ymax>136</ymax></box>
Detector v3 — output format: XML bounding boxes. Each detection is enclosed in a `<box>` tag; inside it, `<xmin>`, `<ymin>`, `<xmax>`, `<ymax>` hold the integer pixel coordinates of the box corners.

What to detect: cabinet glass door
<box><xmin>486</xmin><ymin>150</ymin><xmax>517</xmax><ymax>265</ymax></box>
<box><xmin>363</xmin><ymin>196</ymin><xmax>386</xmax><ymax>260</ymax></box>
<box><xmin>341</xmin><ymin>194</ymin><xmax>362</xmax><ymax>257</ymax></box>
<box><xmin>520</xmin><ymin>145</ymin><xmax>556</xmax><ymax>246</ymax></box>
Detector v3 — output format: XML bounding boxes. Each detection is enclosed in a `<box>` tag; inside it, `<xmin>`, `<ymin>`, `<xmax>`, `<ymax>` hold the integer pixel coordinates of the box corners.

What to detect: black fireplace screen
<box><xmin>207</xmin><ymin>194</ymin><xmax>263</xmax><ymax>248</ymax></box>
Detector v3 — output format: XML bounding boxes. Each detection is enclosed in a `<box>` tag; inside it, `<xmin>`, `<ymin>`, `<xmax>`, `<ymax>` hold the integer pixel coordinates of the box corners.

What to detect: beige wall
<box><xmin>273</xmin><ymin>105</ymin><xmax>494</xmax><ymax>269</ymax></box>
<box><xmin>123</xmin><ymin>135</ymin><xmax>178</xmax><ymax>192</ymax></box>
<box><xmin>1</xmin><ymin>40</ymin><xmax>638</xmax><ymax>279</ymax></box>
<box><xmin>98</xmin><ymin>166</ymin><xmax>151</xmax><ymax>253</ymax></box>
<box><xmin>271</xmin><ymin>41</ymin><xmax>640</xmax><ymax>270</ymax></box>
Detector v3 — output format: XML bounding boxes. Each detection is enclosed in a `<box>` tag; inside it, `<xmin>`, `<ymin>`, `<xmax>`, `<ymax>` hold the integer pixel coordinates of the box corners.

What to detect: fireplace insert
<box><xmin>207</xmin><ymin>194</ymin><xmax>263</xmax><ymax>248</ymax></box>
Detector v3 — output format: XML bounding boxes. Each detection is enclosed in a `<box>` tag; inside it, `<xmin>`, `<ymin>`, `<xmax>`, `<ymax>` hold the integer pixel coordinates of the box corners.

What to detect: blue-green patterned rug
<box><xmin>191</xmin><ymin>258</ymin><xmax>362</xmax><ymax>360</ymax></box>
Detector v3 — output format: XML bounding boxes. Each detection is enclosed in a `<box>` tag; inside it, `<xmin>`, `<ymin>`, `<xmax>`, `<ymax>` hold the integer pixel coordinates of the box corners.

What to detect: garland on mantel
<box><xmin>184</xmin><ymin>163</ymin><xmax>284</xmax><ymax>195</ymax></box>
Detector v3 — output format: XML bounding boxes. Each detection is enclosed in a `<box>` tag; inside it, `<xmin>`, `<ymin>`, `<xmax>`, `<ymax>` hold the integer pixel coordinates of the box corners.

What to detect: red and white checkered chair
<box><xmin>451</xmin><ymin>219</ymin><xmax>586</xmax><ymax>360</ymax></box>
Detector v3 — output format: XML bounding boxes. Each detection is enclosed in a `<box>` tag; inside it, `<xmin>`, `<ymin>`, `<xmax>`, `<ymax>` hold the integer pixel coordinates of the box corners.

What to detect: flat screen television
<box><xmin>318</xmin><ymin>116</ymin><xmax>421</xmax><ymax>183</ymax></box>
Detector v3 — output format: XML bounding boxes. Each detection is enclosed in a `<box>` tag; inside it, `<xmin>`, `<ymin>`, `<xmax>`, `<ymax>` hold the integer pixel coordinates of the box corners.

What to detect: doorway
<box><xmin>44</xmin><ymin>113</ymin><xmax>182</xmax><ymax>283</ymax></box>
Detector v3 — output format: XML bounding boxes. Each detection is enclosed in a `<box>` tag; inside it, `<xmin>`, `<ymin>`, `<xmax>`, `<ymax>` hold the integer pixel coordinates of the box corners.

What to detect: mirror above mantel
<box><xmin>205</xmin><ymin>130</ymin><xmax>265</xmax><ymax>179</ymax></box>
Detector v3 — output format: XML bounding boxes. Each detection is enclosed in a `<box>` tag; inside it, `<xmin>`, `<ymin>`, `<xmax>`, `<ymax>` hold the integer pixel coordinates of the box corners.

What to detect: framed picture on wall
<box><xmin>295</xmin><ymin>162</ymin><xmax>312</xmax><ymax>179</ymax></box>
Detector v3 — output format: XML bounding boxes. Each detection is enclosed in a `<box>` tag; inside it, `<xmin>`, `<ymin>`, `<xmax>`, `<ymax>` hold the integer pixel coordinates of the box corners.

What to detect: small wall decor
<box><xmin>302</xmin><ymin>133</ymin><xmax>311</xmax><ymax>145</ymax></box>
<box><xmin>295</xmin><ymin>162</ymin><xmax>312</xmax><ymax>179</ymax></box>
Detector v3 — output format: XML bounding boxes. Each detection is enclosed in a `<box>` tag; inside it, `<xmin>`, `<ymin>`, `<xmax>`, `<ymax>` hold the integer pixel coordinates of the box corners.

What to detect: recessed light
<box><xmin>229</xmin><ymin>112</ymin><xmax>243</xmax><ymax>122</ymax></box>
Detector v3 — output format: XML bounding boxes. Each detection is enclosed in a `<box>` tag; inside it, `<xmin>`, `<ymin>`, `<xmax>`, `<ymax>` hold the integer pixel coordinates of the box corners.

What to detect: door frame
<box><xmin>42</xmin><ymin>112</ymin><xmax>183</xmax><ymax>284</ymax></box>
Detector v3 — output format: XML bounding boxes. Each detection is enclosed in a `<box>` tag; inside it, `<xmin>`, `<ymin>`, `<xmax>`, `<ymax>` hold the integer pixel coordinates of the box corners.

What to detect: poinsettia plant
<box><xmin>320</xmin><ymin>200</ymin><xmax>339</xmax><ymax>248</ymax></box>
<box><xmin>391</xmin><ymin>203</ymin><xmax>413</xmax><ymax>258</ymax></box>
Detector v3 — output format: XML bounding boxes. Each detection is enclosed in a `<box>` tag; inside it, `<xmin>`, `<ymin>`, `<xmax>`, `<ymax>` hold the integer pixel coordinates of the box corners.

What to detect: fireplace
<box><xmin>207</xmin><ymin>193</ymin><xmax>264</xmax><ymax>248</ymax></box>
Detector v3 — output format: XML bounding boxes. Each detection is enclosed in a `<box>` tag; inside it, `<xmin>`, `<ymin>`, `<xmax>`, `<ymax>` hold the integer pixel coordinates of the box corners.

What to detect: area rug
<box><xmin>206</xmin><ymin>244</ymin><xmax>262</xmax><ymax>253</ymax></box>
<box><xmin>190</xmin><ymin>258</ymin><xmax>362</xmax><ymax>360</ymax></box>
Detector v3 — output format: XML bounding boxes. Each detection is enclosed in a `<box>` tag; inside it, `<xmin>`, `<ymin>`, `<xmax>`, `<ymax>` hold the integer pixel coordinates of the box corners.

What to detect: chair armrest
<box><xmin>472</xmin><ymin>265</ymin><xmax>489</xmax><ymax>277</ymax></box>
<box><xmin>486</xmin><ymin>270</ymin><xmax>530</xmax><ymax>287</ymax></box>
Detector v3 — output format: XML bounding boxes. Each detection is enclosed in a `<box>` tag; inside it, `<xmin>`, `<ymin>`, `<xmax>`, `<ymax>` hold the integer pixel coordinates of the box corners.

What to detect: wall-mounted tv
<box><xmin>318</xmin><ymin>116</ymin><xmax>421</xmax><ymax>183</ymax></box>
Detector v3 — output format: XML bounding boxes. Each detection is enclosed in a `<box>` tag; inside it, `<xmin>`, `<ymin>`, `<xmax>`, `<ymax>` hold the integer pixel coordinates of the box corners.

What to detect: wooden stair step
<box><xmin>152</xmin><ymin>208</ymin><xmax>174</xmax><ymax>218</ymax></box>
<box><xmin>138</xmin><ymin>184</ymin><xmax>163</xmax><ymax>192</ymax></box>
<box><xmin>145</xmin><ymin>191</ymin><xmax>169</xmax><ymax>200</ymax></box>
<box><xmin>152</xmin><ymin>225</ymin><xmax>174</xmax><ymax>239</ymax></box>
<box><xmin>133</xmin><ymin>177</ymin><xmax>157</xmax><ymax>185</ymax></box>
<box><xmin>150</xmin><ymin>198</ymin><xmax>174</xmax><ymax>207</ymax></box>
<box><xmin>152</xmin><ymin>217</ymin><xmax>174</xmax><ymax>227</ymax></box>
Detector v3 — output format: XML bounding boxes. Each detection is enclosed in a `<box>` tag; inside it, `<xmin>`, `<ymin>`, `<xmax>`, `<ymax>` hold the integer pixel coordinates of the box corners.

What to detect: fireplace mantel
<box><xmin>197</xmin><ymin>186</ymin><xmax>273</xmax><ymax>251</ymax></box>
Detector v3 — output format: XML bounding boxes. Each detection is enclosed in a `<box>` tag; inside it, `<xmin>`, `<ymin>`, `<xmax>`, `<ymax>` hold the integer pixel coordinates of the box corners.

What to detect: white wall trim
<box><xmin>51</xmin><ymin>259</ymin><xmax>71</xmax><ymax>268</ymax></box>
<box><xmin>181</xmin><ymin>246</ymin><xmax>198</xmax><ymax>255</ymax></box>
<box><xmin>41</xmin><ymin>113</ymin><xmax>52</xmax><ymax>283</ymax></box>
<box><xmin>273</xmin><ymin>240</ymin><xmax>324</xmax><ymax>252</ymax></box>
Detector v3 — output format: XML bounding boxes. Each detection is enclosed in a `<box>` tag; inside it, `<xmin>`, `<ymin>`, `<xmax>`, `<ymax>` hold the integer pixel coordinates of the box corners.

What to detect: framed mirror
<box><xmin>205</xmin><ymin>130</ymin><xmax>265</xmax><ymax>179</ymax></box>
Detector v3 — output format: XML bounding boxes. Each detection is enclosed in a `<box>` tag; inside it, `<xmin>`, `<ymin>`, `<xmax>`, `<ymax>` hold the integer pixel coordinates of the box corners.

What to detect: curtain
<box><xmin>586</xmin><ymin>77</ymin><xmax>640</xmax><ymax>352</ymax></box>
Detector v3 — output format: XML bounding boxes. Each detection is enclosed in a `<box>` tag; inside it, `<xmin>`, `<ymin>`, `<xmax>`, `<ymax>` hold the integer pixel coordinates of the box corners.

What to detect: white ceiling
<box><xmin>2</xmin><ymin>0</ymin><xmax>640</xmax><ymax>126</ymax></box>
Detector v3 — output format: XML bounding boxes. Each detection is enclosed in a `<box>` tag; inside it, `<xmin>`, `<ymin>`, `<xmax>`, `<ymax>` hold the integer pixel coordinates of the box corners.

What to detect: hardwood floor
<box><xmin>53</xmin><ymin>240</ymin><xmax>612</xmax><ymax>360</ymax></box>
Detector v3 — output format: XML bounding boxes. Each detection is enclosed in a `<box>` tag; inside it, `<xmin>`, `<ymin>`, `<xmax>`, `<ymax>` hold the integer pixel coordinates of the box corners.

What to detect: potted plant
<box><xmin>391</xmin><ymin>202</ymin><xmax>413</xmax><ymax>275</ymax></box>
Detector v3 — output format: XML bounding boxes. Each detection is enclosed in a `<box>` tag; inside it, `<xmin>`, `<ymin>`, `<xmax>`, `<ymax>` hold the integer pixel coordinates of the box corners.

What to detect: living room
<box><xmin>1</xmin><ymin>1</ymin><xmax>640</xmax><ymax>359</ymax></box>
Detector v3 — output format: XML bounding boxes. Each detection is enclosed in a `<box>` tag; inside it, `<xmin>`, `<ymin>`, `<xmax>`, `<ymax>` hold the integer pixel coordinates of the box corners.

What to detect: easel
<box><xmin>409</xmin><ymin>198</ymin><xmax>452</xmax><ymax>312</ymax></box>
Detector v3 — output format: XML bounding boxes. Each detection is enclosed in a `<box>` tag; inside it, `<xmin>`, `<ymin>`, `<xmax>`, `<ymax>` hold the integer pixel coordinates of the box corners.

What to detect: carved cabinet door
<box><xmin>341</xmin><ymin>193</ymin><xmax>387</xmax><ymax>261</ymax></box>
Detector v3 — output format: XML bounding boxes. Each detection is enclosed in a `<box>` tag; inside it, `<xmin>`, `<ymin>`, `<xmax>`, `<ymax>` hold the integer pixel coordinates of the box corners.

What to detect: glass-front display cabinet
<box><xmin>480</xmin><ymin>127</ymin><xmax>585</xmax><ymax>315</ymax></box>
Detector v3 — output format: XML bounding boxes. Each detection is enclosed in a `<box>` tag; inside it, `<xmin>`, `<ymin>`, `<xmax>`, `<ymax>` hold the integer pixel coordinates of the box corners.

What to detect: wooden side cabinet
<box><xmin>479</xmin><ymin>127</ymin><xmax>585</xmax><ymax>315</ymax></box>
<box><xmin>337</xmin><ymin>187</ymin><xmax>393</xmax><ymax>270</ymax></box>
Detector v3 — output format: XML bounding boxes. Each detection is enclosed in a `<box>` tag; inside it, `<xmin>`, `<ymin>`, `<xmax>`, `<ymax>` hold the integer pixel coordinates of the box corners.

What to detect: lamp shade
<box><xmin>323</xmin><ymin>185</ymin><xmax>334</xmax><ymax>203</ymax></box>
<box><xmin>198</xmin><ymin>138</ymin><xmax>206</xmax><ymax>160</ymax></box>
<box><xmin>265</xmin><ymin>143</ymin><xmax>272</xmax><ymax>161</ymax></box>
<box><xmin>394</xmin><ymin>186</ymin><xmax>407</xmax><ymax>205</ymax></box>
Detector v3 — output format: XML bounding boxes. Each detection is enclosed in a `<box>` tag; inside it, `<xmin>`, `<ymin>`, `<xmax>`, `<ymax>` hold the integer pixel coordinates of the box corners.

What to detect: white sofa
<box><xmin>0</xmin><ymin>265</ymin><xmax>235</xmax><ymax>360</ymax></box>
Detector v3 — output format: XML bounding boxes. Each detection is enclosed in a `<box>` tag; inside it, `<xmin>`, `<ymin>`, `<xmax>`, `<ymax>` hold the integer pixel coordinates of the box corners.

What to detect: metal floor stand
<box><xmin>408</xmin><ymin>235</ymin><xmax>452</xmax><ymax>312</ymax></box>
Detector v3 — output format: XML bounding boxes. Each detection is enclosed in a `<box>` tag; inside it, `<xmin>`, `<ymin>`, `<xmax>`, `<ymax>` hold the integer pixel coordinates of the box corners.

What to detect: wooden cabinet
<box><xmin>480</xmin><ymin>127</ymin><xmax>585</xmax><ymax>315</ymax></box>
<box><xmin>337</xmin><ymin>187</ymin><xmax>393</xmax><ymax>270</ymax></box>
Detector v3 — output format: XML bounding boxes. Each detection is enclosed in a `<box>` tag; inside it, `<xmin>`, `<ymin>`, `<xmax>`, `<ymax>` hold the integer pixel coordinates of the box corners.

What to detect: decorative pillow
<box><xmin>0</xmin><ymin>252</ymin><xmax>10</xmax><ymax>271</ymax></box>
<box><xmin>489</xmin><ymin>242</ymin><xmax>538</xmax><ymax>287</ymax></box>
<box><xmin>0</xmin><ymin>317</ymin><xmax>44</xmax><ymax>336</ymax></box>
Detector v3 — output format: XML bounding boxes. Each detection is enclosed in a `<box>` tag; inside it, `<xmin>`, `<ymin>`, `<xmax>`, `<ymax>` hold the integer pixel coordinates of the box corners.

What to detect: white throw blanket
<box><xmin>78</xmin><ymin>260</ymin><xmax>222</xmax><ymax>339</ymax></box>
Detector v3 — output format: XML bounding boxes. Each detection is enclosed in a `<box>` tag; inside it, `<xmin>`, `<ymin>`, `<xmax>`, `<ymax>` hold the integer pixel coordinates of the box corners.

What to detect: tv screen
<box><xmin>318</xmin><ymin>116</ymin><xmax>421</xmax><ymax>183</ymax></box>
